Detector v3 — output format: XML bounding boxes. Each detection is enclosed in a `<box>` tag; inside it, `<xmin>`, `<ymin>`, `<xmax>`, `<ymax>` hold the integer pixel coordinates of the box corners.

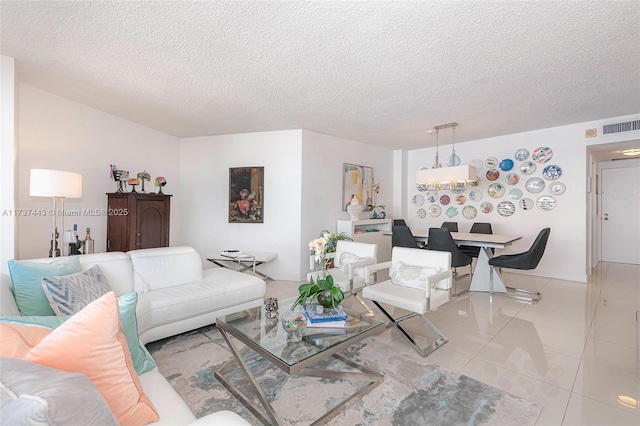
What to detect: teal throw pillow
<box><xmin>0</xmin><ymin>292</ymin><xmax>156</xmax><ymax>376</ymax></box>
<box><xmin>8</xmin><ymin>257</ymin><xmax>82</xmax><ymax>316</ymax></box>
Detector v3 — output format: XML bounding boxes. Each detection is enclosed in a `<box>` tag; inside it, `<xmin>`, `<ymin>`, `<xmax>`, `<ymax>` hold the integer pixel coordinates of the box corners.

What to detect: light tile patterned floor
<box><xmin>265</xmin><ymin>262</ymin><xmax>640</xmax><ymax>425</ymax></box>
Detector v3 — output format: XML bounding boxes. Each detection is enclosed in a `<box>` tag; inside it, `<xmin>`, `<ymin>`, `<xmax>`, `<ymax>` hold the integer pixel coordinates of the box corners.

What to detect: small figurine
<box><xmin>155</xmin><ymin>176</ymin><xmax>166</xmax><ymax>194</ymax></box>
<box><xmin>137</xmin><ymin>170</ymin><xmax>151</xmax><ymax>192</ymax></box>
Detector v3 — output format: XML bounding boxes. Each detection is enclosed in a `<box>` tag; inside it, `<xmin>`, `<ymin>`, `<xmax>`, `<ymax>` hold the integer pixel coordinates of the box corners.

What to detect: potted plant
<box><xmin>291</xmin><ymin>274</ymin><xmax>344</xmax><ymax>310</ymax></box>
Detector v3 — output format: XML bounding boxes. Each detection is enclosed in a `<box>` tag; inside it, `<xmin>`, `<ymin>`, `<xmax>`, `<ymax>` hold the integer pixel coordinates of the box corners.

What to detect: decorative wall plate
<box><xmin>427</xmin><ymin>194</ymin><xmax>437</xmax><ymax>203</ymax></box>
<box><xmin>509</xmin><ymin>188</ymin><xmax>523</xmax><ymax>200</ymax></box>
<box><xmin>514</xmin><ymin>148</ymin><xmax>530</xmax><ymax>161</ymax></box>
<box><xmin>412</xmin><ymin>194</ymin><xmax>425</xmax><ymax>207</ymax></box>
<box><xmin>447</xmin><ymin>154</ymin><xmax>461</xmax><ymax>166</ymax></box>
<box><xmin>445</xmin><ymin>206</ymin><xmax>459</xmax><ymax>218</ymax></box>
<box><xmin>428</xmin><ymin>204</ymin><xmax>442</xmax><ymax>217</ymax></box>
<box><xmin>451</xmin><ymin>185</ymin><xmax>465</xmax><ymax>194</ymax></box>
<box><xmin>525</xmin><ymin>177</ymin><xmax>545</xmax><ymax>193</ymax></box>
<box><xmin>520</xmin><ymin>161</ymin><xmax>537</xmax><ymax>175</ymax></box>
<box><xmin>469</xmin><ymin>189</ymin><xmax>483</xmax><ymax>202</ymax></box>
<box><xmin>470</xmin><ymin>159</ymin><xmax>483</xmax><ymax>172</ymax></box>
<box><xmin>485</xmin><ymin>157</ymin><xmax>498</xmax><ymax>168</ymax></box>
<box><xmin>542</xmin><ymin>164</ymin><xmax>562</xmax><ymax>180</ymax></box>
<box><xmin>486</xmin><ymin>168</ymin><xmax>500</xmax><ymax>181</ymax></box>
<box><xmin>480</xmin><ymin>201</ymin><xmax>493</xmax><ymax>213</ymax></box>
<box><xmin>455</xmin><ymin>195</ymin><xmax>466</xmax><ymax>205</ymax></box>
<box><xmin>440</xmin><ymin>195</ymin><xmax>450</xmax><ymax>205</ymax></box>
<box><xmin>416</xmin><ymin>183</ymin><xmax>427</xmax><ymax>192</ymax></box>
<box><xmin>532</xmin><ymin>146</ymin><xmax>553</xmax><ymax>163</ymax></box>
<box><xmin>488</xmin><ymin>182</ymin><xmax>505</xmax><ymax>198</ymax></box>
<box><xmin>549</xmin><ymin>182</ymin><xmax>566</xmax><ymax>195</ymax></box>
<box><xmin>497</xmin><ymin>201</ymin><xmax>516</xmax><ymax>217</ymax></box>
<box><xmin>499</xmin><ymin>159</ymin><xmax>514</xmax><ymax>171</ymax></box>
<box><xmin>505</xmin><ymin>173</ymin><xmax>520</xmax><ymax>185</ymax></box>
<box><xmin>536</xmin><ymin>195</ymin><xmax>557</xmax><ymax>211</ymax></box>
<box><xmin>417</xmin><ymin>208</ymin><xmax>427</xmax><ymax>218</ymax></box>
<box><xmin>520</xmin><ymin>198</ymin><xmax>534</xmax><ymax>210</ymax></box>
<box><xmin>462</xmin><ymin>205</ymin><xmax>478</xmax><ymax>220</ymax></box>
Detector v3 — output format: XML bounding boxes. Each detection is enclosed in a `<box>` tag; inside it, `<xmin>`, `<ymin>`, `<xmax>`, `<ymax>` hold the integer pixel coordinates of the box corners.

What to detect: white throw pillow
<box><xmin>391</xmin><ymin>260</ymin><xmax>441</xmax><ymax>290</ymax></box>
<box><xmin>338</xmin><ymin>252</ymin><xmax>371</xmax><ymax>277</ymax></box>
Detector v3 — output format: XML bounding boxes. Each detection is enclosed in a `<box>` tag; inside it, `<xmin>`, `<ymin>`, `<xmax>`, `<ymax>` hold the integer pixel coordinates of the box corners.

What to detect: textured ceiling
<box><xmin>1</xmin><ymin>1</ymin><xmax>639</xmax><ymax>150</ymax></box>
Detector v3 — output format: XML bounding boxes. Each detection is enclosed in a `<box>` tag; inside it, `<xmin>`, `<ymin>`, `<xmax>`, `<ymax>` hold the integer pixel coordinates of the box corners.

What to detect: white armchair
<box><xmin>362</xmin><ymin>247</ymin><xmax>452</xmax><ymax>357</ymax></box>
<box><xmin>308</xmin><ymin>240</ymin><xmax>377</xmax><ymax>314</ymax></box>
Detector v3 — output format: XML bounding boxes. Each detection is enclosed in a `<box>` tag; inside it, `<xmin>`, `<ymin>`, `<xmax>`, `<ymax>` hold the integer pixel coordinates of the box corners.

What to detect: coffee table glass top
<box><xmin>216</xmin><ymin>298</ymin><xmax>385</xmax><ymax>368</ymax></box>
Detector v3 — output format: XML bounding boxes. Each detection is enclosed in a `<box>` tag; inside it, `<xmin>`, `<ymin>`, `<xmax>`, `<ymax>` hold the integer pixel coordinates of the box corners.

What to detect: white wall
<box><xmin>0</xmin><ymin>56</ymin><xmax>17</xmax><ymax>264</ymax></box>
<box><xmin>179</xmin><ymin>130</ymin><xmax>303</xmax><ymax>280</ymax></box>
<box><xmin>405</xmin><ymin>114</ymin><xmax>640</xmax><ymax>283</ymax></box>
<box><xmin>17</xmin><ymin>85</ymin><xmax>181</xmax><ymax>259</ymax></box>
<box><xmin>301</xmin><ymin>130</ymin><xmax>394</xmax><ymax>276</ymax></box>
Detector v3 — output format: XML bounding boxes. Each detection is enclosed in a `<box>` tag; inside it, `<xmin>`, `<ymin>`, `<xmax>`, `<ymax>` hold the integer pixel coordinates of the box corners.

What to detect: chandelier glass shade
<box><xmin>416</xmin><ymin>122</ymin><xmax>478</xmax><ymax>191</ymax></box>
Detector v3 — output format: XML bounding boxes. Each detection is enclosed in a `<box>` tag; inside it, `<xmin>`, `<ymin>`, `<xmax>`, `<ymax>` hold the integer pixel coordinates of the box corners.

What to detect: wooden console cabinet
<box><xmin>106</xmin><ymin>193</ymin><xmax>171</xmax><ymax>252</ymax></box>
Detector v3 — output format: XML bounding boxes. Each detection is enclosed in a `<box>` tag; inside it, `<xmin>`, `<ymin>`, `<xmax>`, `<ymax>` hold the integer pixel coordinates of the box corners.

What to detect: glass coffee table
<box><xmin>215</xmin><ymin>298</ymin><xmax>386</xmax><ymax>425</ymax></box>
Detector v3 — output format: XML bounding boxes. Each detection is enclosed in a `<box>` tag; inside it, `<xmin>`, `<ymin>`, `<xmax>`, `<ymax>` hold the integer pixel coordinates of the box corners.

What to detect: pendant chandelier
<box><xmin>416</xmin><ymin>122</ymin><xmax>477</xmax><ymax>191</ymax></box>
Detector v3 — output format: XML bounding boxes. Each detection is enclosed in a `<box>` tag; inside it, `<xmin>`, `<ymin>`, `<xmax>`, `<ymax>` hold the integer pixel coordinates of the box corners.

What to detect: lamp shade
<box><xmin>30</xmin><ymin>169</ymin><xmax>83</xmax><ymax>198</ymax></box>
<box><xmin>416</xmin><ymin>164</ymin><xmax>477</xmax><ymax>185</ymax></box>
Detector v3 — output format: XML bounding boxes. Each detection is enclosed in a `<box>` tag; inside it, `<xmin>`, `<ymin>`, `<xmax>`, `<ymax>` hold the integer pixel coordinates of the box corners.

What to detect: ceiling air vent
<box><xmin>602</xmin><ymin>120</ymin><xmax>640</xmax><ymax>135</ymax></box>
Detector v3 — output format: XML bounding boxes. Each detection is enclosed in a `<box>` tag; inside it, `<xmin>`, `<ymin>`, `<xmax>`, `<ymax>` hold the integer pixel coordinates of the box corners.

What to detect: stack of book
<box><xmin>303</xmin><ymin>304</ymin><xmax>348</xmax><ymax>328</ymax></box>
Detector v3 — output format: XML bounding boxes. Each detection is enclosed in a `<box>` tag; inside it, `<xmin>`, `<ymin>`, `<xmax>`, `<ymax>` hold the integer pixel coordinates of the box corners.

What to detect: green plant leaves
<box><xmin>291</xmin><ymin>274</ymin><xmax>344</xmax><ymax>310</ymax></box>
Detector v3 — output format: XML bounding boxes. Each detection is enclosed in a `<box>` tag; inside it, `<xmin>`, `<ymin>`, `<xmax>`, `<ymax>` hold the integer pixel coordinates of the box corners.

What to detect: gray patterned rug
<box><xmin>146</xmin><ymin>325</ymin><xmax>542</xmax><ymax>426</ymax></box>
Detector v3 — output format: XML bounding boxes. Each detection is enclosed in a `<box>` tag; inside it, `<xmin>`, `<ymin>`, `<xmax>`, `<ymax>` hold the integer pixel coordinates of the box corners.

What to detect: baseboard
<box><xmin>503</xmin><ymin>268</ymin><xmax>588</xmax><ymax>284</ymax></box>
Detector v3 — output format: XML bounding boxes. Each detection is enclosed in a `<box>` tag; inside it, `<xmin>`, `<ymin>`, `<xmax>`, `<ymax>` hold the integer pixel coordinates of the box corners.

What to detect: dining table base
<box><xmin>469</xmin><ymin>248</ymin><xmax>508</xmax><ymax>293</ymax></box>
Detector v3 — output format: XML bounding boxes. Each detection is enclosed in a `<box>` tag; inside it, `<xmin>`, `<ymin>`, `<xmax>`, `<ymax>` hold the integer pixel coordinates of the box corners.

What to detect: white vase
<box><xmin>347</xmin><ymin>203</ymin><xmax>363</xmax><ymax>221</ymax></box>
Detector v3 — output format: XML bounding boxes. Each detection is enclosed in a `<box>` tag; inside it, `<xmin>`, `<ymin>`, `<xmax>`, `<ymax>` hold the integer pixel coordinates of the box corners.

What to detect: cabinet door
<box><xmin>107</xmin><ymin>196</ymin><xmax>130</xmax><ymax>252</ymax></box>
<box><xmin>136</xmin><ymin>199</ymin><xmax>169</xmax><ymax>249</ymax></box>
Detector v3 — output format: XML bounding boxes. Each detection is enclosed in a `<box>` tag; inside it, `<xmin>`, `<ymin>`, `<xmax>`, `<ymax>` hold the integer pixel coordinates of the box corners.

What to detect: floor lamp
<box><xmin>29</xmin><ymin>169</ymin><xmax>83</xmax><ymax>258</ymax></box>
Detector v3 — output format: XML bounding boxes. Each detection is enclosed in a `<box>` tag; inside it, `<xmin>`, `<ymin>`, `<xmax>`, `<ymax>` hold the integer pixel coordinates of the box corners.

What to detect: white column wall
<box><xmin>0</xmin><ymin>56</ymin><xmax>17</xmax><ymax>264</ymax></box>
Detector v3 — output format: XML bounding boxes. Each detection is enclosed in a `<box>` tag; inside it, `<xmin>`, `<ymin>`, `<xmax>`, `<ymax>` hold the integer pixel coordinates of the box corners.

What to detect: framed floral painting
<box><xmin>229</xmin><ymin>167</ymin><xmax>264</xmax><ymax>223</ymax></box>
<box><xmin>342</xmin><ymin>163</ymin><xmax>374</xmax><ymax>211</ymax></box>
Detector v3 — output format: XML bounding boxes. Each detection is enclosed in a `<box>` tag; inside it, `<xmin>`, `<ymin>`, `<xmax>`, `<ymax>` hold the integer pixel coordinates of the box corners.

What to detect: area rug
<box><xmin>146</xmin><ymin>325</ymin><xmax>542</xmax><ymax>426</ymax></box>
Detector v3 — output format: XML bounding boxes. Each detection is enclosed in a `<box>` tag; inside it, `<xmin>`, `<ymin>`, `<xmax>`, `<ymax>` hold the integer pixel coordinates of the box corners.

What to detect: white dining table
<box><xmin>410</xmin><ymin>231</ymin><xmax>522</xmax><ymax>293</ymax></box>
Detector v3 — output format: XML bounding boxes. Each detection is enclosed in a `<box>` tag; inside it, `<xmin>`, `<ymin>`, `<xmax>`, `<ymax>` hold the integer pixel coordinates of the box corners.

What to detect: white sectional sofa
<box><xmin>1</xmin><ymin>246</ymin><xmax>266</xmax><ymax>425</ymax></box>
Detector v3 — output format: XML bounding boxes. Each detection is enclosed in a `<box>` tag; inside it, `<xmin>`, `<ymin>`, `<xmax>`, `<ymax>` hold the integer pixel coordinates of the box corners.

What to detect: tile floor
<box><xmin>264</xmin><ymin>262</ymin><xmax>639</xmax><ymax>425</ymax></box>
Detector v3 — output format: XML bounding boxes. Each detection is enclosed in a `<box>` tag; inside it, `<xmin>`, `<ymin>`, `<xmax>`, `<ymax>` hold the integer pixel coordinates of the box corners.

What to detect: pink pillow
<box><xmin>0</xmin><ymin>292</ymin><xmax>158</xmax><ymax>426</ymax></box>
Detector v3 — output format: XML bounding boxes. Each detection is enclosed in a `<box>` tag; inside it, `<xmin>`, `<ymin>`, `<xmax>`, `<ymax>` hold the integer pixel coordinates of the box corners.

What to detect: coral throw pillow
<box><xmin>0</xmin><ymin>292</ymin><xmax>158</xmax><ymax>426</ymax></box>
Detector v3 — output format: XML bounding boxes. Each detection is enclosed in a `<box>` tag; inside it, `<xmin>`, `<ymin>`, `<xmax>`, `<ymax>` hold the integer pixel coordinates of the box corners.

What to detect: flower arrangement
<box><xmin>368</xmin><ymin>181</ymin><xmax>386</xmax><ymax>219</ymax></box>
<box><xmin>137</xmin><ymin>170</ymin><xmax>151</xmax><ymax>192</ymax></box>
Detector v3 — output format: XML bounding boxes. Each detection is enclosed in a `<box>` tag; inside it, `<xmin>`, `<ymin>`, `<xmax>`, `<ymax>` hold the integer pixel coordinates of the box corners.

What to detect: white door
<box><xmin>601</xmin><ymin>166</ymin><xmax>640</xmax><ymax>264</ymax></box>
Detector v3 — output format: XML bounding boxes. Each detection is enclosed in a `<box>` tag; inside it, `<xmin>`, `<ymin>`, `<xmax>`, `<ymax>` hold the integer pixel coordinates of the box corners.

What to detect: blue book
<box><xmin>303</xmin><ymin>304</ymin><xmax>348</xmax><ymax>323</ymax></box>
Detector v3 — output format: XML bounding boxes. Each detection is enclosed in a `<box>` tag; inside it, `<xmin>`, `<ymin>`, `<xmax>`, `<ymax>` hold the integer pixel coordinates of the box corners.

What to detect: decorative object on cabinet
<box><xmin>343</xmin><ymin>163</ymin><xmax>374</xmax><ymax>211</ymax></box>
<box><xmin>106</xmin><ymin>192</ymin><xmax>171</xmax><ymax>252</ymax></box>
<box><xmin>30</xmin><ymin>169</ymin><xmax>83</xmax><ymax>258</ymax></box>
<box><xmin>109</xmin><ymin>165</ymin><xmax>128</xmax><ymax>193</ymax></box>
<box><xmin>229</xmin><ymin>167</ymin><xmax>263</xmax><ymax>223</ymax></box>
<box><xmin>368</xmin><ymin>181</ymin><xmax>386</xmax><ymax>218</ymax></box>
<box><xmin>337</xmin><ymin>219</ymin><xmax>392</xmax><ymax>262</ymax></box>
<box><xmin>127</xmin><ymin>178</ymin><xmax>140</xmax><ymax>192</ymax></box>
<box><xmin>154</xmin><ymin>176</ymin><xmax>166</xmax><ymax>194</ymax></box>
<box><xmin>415</xmin><ymin>122</ymin><xmax>477</xmax><ymax>192</ymax></box>
<box><xmin>346</xmin><ymin>195</ymin><xmax>364</xmax><ymax>220</ymax></box>
<box><xmin>137</xmin><ymin>170</ymin><xmax>151</xmax><ymax>192</ymax></box>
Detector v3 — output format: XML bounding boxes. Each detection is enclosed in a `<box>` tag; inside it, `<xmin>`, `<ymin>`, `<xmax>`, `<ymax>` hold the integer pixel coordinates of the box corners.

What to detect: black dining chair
<box><xmin>441</xmin><ymin>222</ymin><xmax>459</xmax><ymax>232</ymax></box>
<box><xmin>392</xmin><ymin>225</ymin><xmax>422</xmax><ymax>249</ymax></box>
<box><xmin>393</xmin><ymin>219</ymin><xmax>407</xmax><ymax>226</ymax></box>
<box><xmin>425</xmin><ymin>227</ymin><xmax>472</xmax><ymax>296</ymax></box>
<box><xmin>488</xmin><ymin>228</ymin><xmax>551</xmax><ymax>302</ymax></box>
<box><xmin>459</xmin><ymin>222</ymin><xmax>493</xmax><ymax>259</ymax></box>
